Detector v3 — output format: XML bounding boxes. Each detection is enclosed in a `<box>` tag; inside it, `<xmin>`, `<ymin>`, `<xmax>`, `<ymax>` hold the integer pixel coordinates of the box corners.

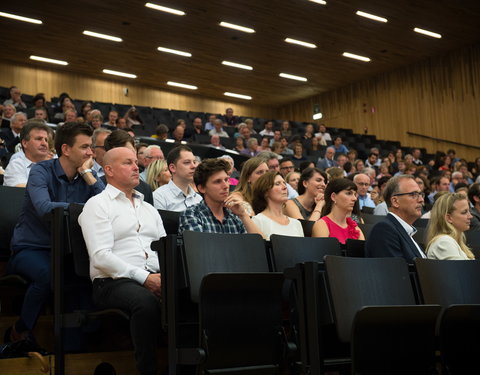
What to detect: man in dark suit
<box><xmin>365</xmin><ymin>175</ymin><xmax>426</xmax><ymax>263</ymax></box>
<box><xmin>316</xmin><ymin>146</ymin><xmax>337</xmax><ymax>171</ymax></box>
<box><xmin>0</xmin><ymin>112</ymin><xmax>27</xmax><ymax>153</ymax></box>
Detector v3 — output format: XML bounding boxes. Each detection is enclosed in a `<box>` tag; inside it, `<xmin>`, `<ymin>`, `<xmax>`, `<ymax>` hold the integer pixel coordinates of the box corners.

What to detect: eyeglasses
<box><xmin>356</xmin><ymin>182</ymin><xmax>370</xmax><ymax>187</ymax></box>
<box><xmin>393</xmin><ymin>191</ymin><xmax>425</xmax><ymax>199</ymax></box>
<box><xmin>280</xmin><ymin>166</ymin><xmax>294</xmax><ymax>171</ymax></box>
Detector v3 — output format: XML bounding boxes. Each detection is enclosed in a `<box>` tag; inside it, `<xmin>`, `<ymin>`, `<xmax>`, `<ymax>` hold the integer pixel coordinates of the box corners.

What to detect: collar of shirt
<box><xmin>388</xmin><ymin>212</ymin><xmax>418</xmax><ymax>237</ymax></box>
<box><xmin>167</xmin><ymin>179</ymin><xmax>197</xmax><ymax>199</ymax></box>
<box><xmin>105</xmin><ymin>184</ymin><xmax>144</xmax><ymax>203</ymax></box>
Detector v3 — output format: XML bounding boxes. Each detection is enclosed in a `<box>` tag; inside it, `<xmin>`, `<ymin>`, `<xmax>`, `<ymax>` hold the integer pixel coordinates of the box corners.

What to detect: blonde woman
<box><xmin>145</xmin><ymin>159</ymin><xmax>171</xmax><ymax>191</ymax></box>
<box><xmin>426</xmin><ymin>193</ymin><xmax>475</xmax><ymax>260</ymax></box>
<box><xmin>231</xmin><ymin>157</ymin><xmax>269</xmax><ymax>216</ymax></box>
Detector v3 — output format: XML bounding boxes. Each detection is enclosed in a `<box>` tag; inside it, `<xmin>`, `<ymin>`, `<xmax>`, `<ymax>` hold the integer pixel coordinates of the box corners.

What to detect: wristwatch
<box><xmin>79</xmin><ymin>168</ymin><xmax>93</xmax><ymax>177</ymax></box>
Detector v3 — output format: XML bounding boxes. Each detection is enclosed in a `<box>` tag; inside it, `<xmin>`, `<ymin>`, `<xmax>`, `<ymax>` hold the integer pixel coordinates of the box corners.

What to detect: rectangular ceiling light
<box><xmin>279</xmin><ymin>73</ymin><xmax>307</xmax><ymax>82</ymax></box>
<box><xmin>30</xmin><ymin>55</ymin><xmax>68</xmax><ymax>65</ymax></box>
<box><xmin>83</xmin><ymin>30</ymin><xmax>122</xmax><ymax>42</ymax></box>
<box><xmin>219</xmin><ymin>21</ymin><xmax>255</xmax><ymax>33</ymax></box>
<box><xmin>222</xmin><ymin>60</ymin><xmax>253</xmax><ymax>70</ymax></box>
<box><xmin>342</xmin><ymin>52</ymin><xmax>371</xmax><ymax>62</ymax></box>
<box><xmin>414</xmin><ymin>27</ymin><xmax>442</xmax><ymax>39</ymax></box>
<box><xmin>356</xmin><ymin>10</ymin><xmax>388</xmax><ymax>23</ymax></box>
<box><xmin>167</xmin><ymin>81</ymin><xmax>197</xmax><ymax>90</ymax></box>
<box><xmin>284</xmin><ymin>38</ymin><xmax>317</xmax><ymax>49</ymax></box>
<box><xmin>102</xmin><ymin>69</ymin><xmax>137</xmax><ymax>79</ymax></box>
<box><xmin>224</xmin><ymin>92</ymin><xmax>252</xmax><ymax>100</ymax></box>
<box><xmin>145</xmin><ymin>2</ymin><xmax>185</xmax><ymax>15</ymax></box>
<box><xmin>157</xmin><ymin>46</ymin><xmax>192</xmax><ymax>57</ymax></box>
<box><xmin>308</xmin><ymin>0</ymin><xmax>327</xmax><ymax>5</ymax></box>
<box><xmin>0</xmin><ymin>11</ymin><xmax>42</xmax><ymax>24</ymax></box>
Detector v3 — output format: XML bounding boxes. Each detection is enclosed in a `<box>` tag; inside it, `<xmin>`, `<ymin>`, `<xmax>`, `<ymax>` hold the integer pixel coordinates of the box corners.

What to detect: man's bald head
<box><xmin>103</xmin><ymin>147</ymin><xmax>139</xmax><ymax>192</ymax></box>
<box><xmin>103</xmin><ymin>147</ymin><xmax>132</xmax><ymax>167</ymax></box>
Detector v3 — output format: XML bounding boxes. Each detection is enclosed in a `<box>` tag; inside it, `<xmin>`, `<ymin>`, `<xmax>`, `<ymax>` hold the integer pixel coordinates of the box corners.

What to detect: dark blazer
<box><xmin>0</xmin><ymin>128</ymin><xmax>20</xmax><ymax>153</ymax></box>
<box><xmin>316</xmin><ymin>157</ymin><xmax>337</xmax><ymax>171</ymax></box>
<box><xmin>365</xmin><ymin>213</ymin><xmax>424</xmax><ymax>263</ymax></box>
<box><xmin>469</xmin><ymin>207</ymin><xmax>480</xmax><ymax>231</ymax></box>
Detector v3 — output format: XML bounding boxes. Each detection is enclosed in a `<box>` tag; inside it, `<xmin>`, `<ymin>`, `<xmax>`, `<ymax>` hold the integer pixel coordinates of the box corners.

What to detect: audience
<box><xmin>312</xmin><ymin>178</ymin><xmax>364</xmax><ymax>243</ymax></box>
<box><xmin>145</xmin><ymin>159</ymin><xmax>171</xmax><ymax>191</ymax></box>
<box><xmin>286</xmin><ymin>170</ymin><xmax>301</xmax><ymax>191</ymax></box>
<box><xmin>251</xmin><ymin>172</ymin><xmax>304</xmax><ymax>239</ymax></box>
<box><xmin>426</xmin><ymin>193</ymin><xmax>474</xmax><ymax>260</ymax></box>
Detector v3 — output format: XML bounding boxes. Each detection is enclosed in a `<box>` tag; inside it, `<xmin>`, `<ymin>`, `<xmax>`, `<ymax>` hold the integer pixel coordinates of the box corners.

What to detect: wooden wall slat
<box><xmin>277</xmin><ymin>44</ymin><xmax>480</xmax><ymax>161</ymax></box>
<box><xmin>0</xmin><ymin>61</ymin><xmax>274</xmax><ymax>118</ymax></box>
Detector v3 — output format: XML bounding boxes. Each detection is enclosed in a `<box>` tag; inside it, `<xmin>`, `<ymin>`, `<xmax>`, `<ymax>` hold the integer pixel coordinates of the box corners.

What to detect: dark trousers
<box><xmin>93</xmin><ymin>278</ymin><xmax>161</xmax><ymax>375</ymax></box>
<box><xmin>8</xmin><ymin>248</ymin><xmax>50</xmax><ymax>333</ymax></box>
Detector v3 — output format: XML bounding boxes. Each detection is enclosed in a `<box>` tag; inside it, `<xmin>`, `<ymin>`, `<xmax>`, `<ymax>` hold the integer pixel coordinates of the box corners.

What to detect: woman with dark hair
<box><xmin>312</xmin><ymin>178</ymin><xmax>364</xmax><ymax>243</ymax></box>
<box><xmin>252</xmin><ymin>172</ymin><xmax>304</xmax><ymax>240</ymax></box>
<box><xmin>80</xmin><ymin>101</ymin><xmax>93</xmax><ymax>119</ymax></box>
<box><xmin>284</xmin><ymin>167</ymin><xmax>327</xmax><ymax>221</ymax></box>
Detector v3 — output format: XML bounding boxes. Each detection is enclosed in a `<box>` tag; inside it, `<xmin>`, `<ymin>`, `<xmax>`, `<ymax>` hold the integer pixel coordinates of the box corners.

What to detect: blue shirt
<box><xmin>178</xmin><ymin>200</ymin><xmax>246</xmax><ymax>235</ymax></box>
<box><xmin>11</xmin><ymin>158</ymin><xmax>105</xmax><ymax>251</ymax></box>
<box><xmin>334</xmin><ymin>144</ymin><xmax>349</xmax><ymax>154</ymax></box>
<box><xmin>358</xmin><ymin>194</ymin><xmax>376</xmax><ymax>209</ymax></box>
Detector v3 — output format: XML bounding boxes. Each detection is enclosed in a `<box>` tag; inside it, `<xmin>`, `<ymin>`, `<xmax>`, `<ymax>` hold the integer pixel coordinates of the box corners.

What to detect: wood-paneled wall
<box><xmin>0</xmin><ymin>61</ymin><xmax>274</xmax><ymax>118</ymax></box>
<box><xmin>277</xmin><ymin>44</ymin><xmax>480</xmax><ymax>162</ymax></box>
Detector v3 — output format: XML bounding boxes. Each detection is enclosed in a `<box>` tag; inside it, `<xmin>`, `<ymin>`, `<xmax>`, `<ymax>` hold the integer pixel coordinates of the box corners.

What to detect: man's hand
<box><xmin>224</xmin><ymin>195</ymin><xmax>248</xmax><ymax>217</ymax></box>
<box><xmin>77</xmin><ymin>156</ymin><xmax>94</xmax><ymax>174</ymax></box>
<box><xmin>143</xmin><ymin>273</ymin><xmax>161</xmax><ymax>297</ymax></box>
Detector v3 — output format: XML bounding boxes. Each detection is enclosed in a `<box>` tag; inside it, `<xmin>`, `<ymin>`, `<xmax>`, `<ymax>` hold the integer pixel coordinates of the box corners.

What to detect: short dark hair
<box><xmin>468</xmin><ymin>183</ymin><xmax>480</xmax><ymax>205</ymax></box>
<box><xmin>155</xmin><ymin>124</ymin><xmax>169</xmax><ymax>136</ymax></box>
<box><xmin>55</xmin><ymin>122</ymin><xmax>92</xmax><ymax>156</ymax></box>
<box><xmin>383</xmin><ymin>174</ymin><xmax>415</xmax><ymax>208</ymax></box>
<box><xmin>20</xmin><ymin>120</ymin><xmax>52</xmax><ymax>151</ymax></box>
<box><xmin>252</xmin><ymin>171</ymin><xmax>282</xmax><ymax>214</ymax></box>
<box><xmin>297</xmin><ymin>167</ymin><xmax>328</xmax><ymax>195</ymax></box>
<box><xmin>167</xmin><ymin>145</ymin><xmax>193</xmax><ymax>167</ymax></box>
<box><xmin>32</xmin><ymin>93</ymin><xmax>46</xmax><ymax>104</ymax></box>
<box><xmin>194</xmin><ymin>158</ymin><xmax>230</xmax><ymax>190</ymax></box>
<box><xmin>104</xmin><ymin>129</ymin><xmax>135</xmax><ymax>151</ymax></box>
<box><xmin>321</xmin><ymin>178</ymin><xmax>358</xmax><ymax>217</ymax></box>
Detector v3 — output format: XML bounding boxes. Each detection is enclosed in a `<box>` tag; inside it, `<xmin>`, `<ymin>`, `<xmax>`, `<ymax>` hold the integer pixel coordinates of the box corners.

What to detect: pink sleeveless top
<box><xmin>321</xmin><ymin>216</ymin><xmax>360</xmax><ymax>244</ymax></box>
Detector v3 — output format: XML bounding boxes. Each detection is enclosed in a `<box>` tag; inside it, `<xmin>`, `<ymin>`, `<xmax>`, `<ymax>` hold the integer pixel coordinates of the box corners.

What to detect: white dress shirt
<box><xmin>79</xmin><ymin>184</ymin><xmax>166</xmax><ymax>285</ymax></box>
<box><xmin>153</xmin><ymin>179</ymin><xmax>202</xmax><ymax>211</ymax></box>
<box><xmin>3</xmin><ymin>152</ymin><xmax>34</xmax><ymax>186</ymax></box>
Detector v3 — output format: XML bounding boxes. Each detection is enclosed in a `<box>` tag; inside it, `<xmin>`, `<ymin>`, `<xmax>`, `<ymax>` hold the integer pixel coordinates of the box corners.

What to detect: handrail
<box><xmin>407</xmin><ymin>132</ymin><xmax>480</xmax><ymax>150</ymax></box>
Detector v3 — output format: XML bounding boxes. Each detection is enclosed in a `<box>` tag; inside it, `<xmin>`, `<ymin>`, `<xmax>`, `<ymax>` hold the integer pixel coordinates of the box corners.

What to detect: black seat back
<box><xmin>157</xmin><ymin>209</ymin><xmax>180</xmax><ymax>235</ymax></box>
<box><xmin>0</xmin><ymin>186</ymin><xmax>25</xmax><ymax>259</ymax></box>
<box><xmin>344</xmin><ymin>239</ymin><xmax>365</xmax><ymax>257</ymax></box>
<box><xmin>270</xmin><ymin>235</ymin><xmax>341</xmax><ymax>272</ymax></box>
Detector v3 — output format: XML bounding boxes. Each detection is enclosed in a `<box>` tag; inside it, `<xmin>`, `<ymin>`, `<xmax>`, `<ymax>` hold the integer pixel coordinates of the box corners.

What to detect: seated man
<box><xmin>1</xmin><ymin>111</ymin><xmax>27</xmax><ymax>153</ymax></box>
<box><xmin>178</xmin><ymin>158</ymin><xmax>262</xmax><ymax>235</ymax></box>
<box><xmin>224</xmin><ymin>107</ymin><xmax>239</xmax><ymax>126</ymax></box>
<box><xmin>3</xmin><ymin>120</ymin><xmax>52</xmax><ymax>187</ymax></box>
<box><xmin>6</xmin><ymin>122</ymin><xmax>104</xmax><ymax>346</ymax></box>
<box><xmin>316</xmin><ymin>146</ymin><xmax>337</xmax><ymax>170</ymax></box>
<box><xmin>365</xmin><ymin>175</ymin><xmax>426</xmax><ymax>263</ymax></box>
<box><xmin>354</xmin><ymin>173</ymin><xmax>376</xmax><ymax>210</ymax></box>
<box><xmin>92</xmin><ymin>128</ymin><xmax>112</xmax><ymax>178</ymax></box>
<box><xmin>153</xmin><ymin>145</ymin><xmax>202</xmax><ymax>211</ymax></box>
<box><xmin>79</xmin><ymin>147</ymin><xmax>165</xmax><ymax>375</ymax></box>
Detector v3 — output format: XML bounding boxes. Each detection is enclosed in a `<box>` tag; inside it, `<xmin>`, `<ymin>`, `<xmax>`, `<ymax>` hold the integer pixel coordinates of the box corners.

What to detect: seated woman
<box><xmin>312</xmin><ymin>178</ymin><xmax>365</xmax><ymax>244</ymax></box>
<box><xmin>145</xmin><ymin>159</ymin><xmax>171</xmax><ymax>192</ymax></box>
<box><xmin>426</xmin><ymin>193</ymin><xmax>475</xmax><ymax>260</ymax></box>
<box><xmin>286</xmin><ymin>171</ymin><xmax>301</xmax><ymax>192</ymax></box>
<box><xmin>292</xmin><ymin>143</ymin><xmax>307</xmax><ymax>161</ymax></box>
<box><xmin>231</xmin><ymin>157</ymin><xmax>269</xmax><ymax>216</ymax></box>
<box><xmin>284</xmin><ymin>167</ymin><xmax>327</xmax><ymax>221</ymax></box>
<box><xmin>252</xmin><ymin>172</ymin><xmax>304</xmax><ymax>240</ymax></box>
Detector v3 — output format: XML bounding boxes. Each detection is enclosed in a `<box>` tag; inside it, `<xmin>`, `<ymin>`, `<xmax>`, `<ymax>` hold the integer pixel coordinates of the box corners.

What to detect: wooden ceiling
<box><xmin>1</xmin><ymin>0</ymin><xmax>480</xmax><ymax>107</ymax></box>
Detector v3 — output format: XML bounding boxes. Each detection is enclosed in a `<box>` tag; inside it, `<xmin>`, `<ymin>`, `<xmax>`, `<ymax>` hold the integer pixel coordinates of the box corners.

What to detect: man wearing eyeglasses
<box><xmin>153</xmin><ymin>145</ymin><xmax>202</xmax><ymax>211</ymax></box>
<box><xmin>92</xmin><ymin>128</ymin><xmax>112</xmax><ymax>178</ymax></box>
<box><xmin>353</xmin><ymin>173</ymin><xmax>376</xmax><ymax>210</ymax></box>
<box><xmin>366</xmin><ymin>175</ymin><xmax>426</xmax><ymax>263</ymax></box>
<box><xmin>139</xmin><ymin>145</ymin><xmax>164</xmax><ymax>181</ymax></box>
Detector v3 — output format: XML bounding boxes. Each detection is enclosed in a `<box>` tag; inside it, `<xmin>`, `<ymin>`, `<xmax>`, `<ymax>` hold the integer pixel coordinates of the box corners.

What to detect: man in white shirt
<box><xmin>259</xmin><ymin>120</ymin><xmax>275</xmax><ymax>136</ymax></box>
<box><xmin>153</xmin><ymin>145</ymin><xmax>202</xmax><ymax>211</ymax></box>
<box><xmin>79</xmin><ymin>147</ymin><xmax>165</xmax><ymax>375</ymax></box>
<box><xmin>208</xmin><ymin>119</ymin><xmax>229</xmax><ymax>138</ymax></box>
<box><xmin>91</xmin><ymin>128</ymin><xmax>112</xmax><ymax>178</ymax></box>
<box><xmin>3</xmin><ymin>120</ymin><xmax>51</xmax><ymax>187</ymax></box>
<box><xmin>315</xmin><ymin>124</ymin><xmax>331</xmax><ymax>142</ymax></box>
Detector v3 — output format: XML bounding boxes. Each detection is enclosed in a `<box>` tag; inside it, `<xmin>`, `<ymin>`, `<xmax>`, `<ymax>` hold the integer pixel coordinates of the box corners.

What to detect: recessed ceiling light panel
<box><xmin>284</xmin><ymin>38</ymin><xmax>317</xmax><ymax>48</ymax></box>
<box><xmin>222</xmin><ymin>61</ymin><xmax>253</xmax><ymax>70</ymax></box>
<box><xmin>342</xmin><ymin>52</ymin><xmax>371</xmax><ymax>62</ymax></box>
<box><xmin>356</xmin><ymin>10</ymin><xmax>388</xmax><ymax>23</ymax></box>
<box><xmin>102</xmin><ymin>69</ymin><xmax>137</xmax><ymax>79</ymax></box>
<box><xmin>224</xmin><ymin>92</ymin><xmax>252</xmax><ymax>100</ymax></box>
<box><xmin>308</xmin><ymin>0</ymin><xmax>327</xmax><ymax>5</ymax></box>
<box><xmin>167</xmin><ymin>81</ymin><xmax>197</xmax><ymax>90</ymax></box>
<box><xmin>30</xmin><ymin>55</ymin><xmax>68</xmax><ymax>65</ymax></box>
<box><xmin>145</xmin><ymin>2</ymin><xmax>185</xmax><ymax>15</ymax></box>
<box><xmin>83</xmin><ymin>30</ymin><xmax>122</xmax><ymax>42</ymax></box>
<box><xmin>279</xmin><ymin>73</ymin><xmax>308</xmax><ymax>82</ymax></box>
<box><xmin>157</xmin><ymin>46</ymin><xmax>192</xmax><ymax>57</ymax></box>
<box><xmin>0</xmin><ymin>11</ymin><xmax>42</xmax><ymax>24</ymax></box>
<box><xmin>414</xmin><ymin>27</ymin><xmax>442</xmax><ymax>39</ymax></box>
<box><xmin>219</xmin><ymin>21</ymin><xmax>255</xmax><ymax>33</ymax></box>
